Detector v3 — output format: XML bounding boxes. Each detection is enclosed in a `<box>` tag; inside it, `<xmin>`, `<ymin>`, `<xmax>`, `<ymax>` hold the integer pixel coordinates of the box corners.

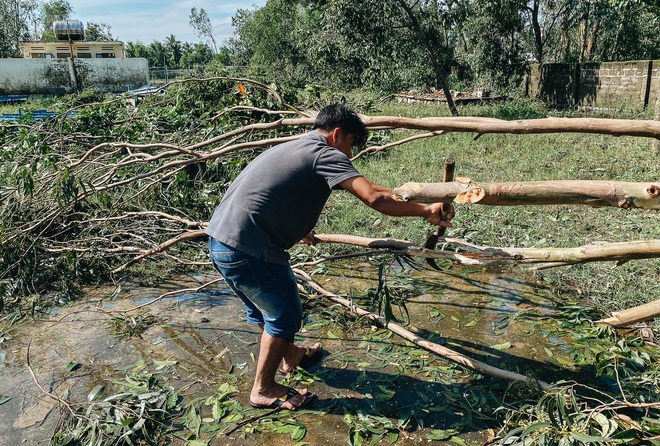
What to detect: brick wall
<box><xmin>527</xmin><ymin>60</ymin><xmax>660</xmax><ymax>110</ymax></box>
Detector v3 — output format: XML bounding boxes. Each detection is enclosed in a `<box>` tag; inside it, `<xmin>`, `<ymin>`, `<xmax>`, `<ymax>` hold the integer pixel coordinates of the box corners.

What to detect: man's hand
<box><xmin>426</xmin><ymin>202</ymin><xmax>455</xmax><ymax>227</ymax></box>
<box><xmin>300</xmin><ymin>231</ymin><xmax>318</xmax><ymax>246</ymax></box>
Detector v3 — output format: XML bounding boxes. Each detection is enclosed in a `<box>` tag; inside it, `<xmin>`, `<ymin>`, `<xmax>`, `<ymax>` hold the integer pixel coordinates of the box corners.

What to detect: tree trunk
<box><xmin>597</xmin><ymin>300</ymin><xmax>660</xmax><ymax>327</ymax></box>
<box><xmin>313</xmin><ymin>234</ymin><xmax>660</xmax><ymax>267</ymax></box>
<box><xmin>530</xmin><ymin>0</ymin><xmax>543</xmax><ymax>62</ymax></box>
<box><xmin>395</xmin><ymin>0</ymin><xmax>459</xmax><ymax>116</ymax></box>
<box><xmin>358</xmin><ymin>115</ymin><xmax>660</xmax><ymax>139</ymax></box>
<box><xmin>578</xmin><ymin>1</ymin><xmax>590</xmax><ymax>63</ymax></box>
<box><xmin>392</xmin><ymin>179</ymin><xmax>660</xmax><ymax>210</ymax></box>
<box><xmin>585</xmin><ymin>15</ymin><xmax>600</xmax><ymax>61</ymax></box>
<box><xmin>238</xmin><ymin>116</ymin><xmax>660</xmax><ymax>141</ymax></box>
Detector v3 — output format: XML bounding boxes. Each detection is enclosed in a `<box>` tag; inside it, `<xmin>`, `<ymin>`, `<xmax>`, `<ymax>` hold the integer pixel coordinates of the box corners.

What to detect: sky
<box><xmin>65</xmin><ymin>0</ymin><xmax>267</xmax><ymax>45</ymax></box>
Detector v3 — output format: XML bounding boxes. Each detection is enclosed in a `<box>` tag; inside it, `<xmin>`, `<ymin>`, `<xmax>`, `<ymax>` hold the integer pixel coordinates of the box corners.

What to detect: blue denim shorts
<box><xmin>208</xmin><ymin>237</ymin><xmax>302</xmax><ymax>339</ymax></box>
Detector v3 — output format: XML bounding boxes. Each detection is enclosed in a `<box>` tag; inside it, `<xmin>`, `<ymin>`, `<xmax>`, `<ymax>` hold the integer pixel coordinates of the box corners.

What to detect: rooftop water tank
<box><xmin>53</xmin><ymin>20</ymin><xmax>85</xmax><ymax>41</ymax></box>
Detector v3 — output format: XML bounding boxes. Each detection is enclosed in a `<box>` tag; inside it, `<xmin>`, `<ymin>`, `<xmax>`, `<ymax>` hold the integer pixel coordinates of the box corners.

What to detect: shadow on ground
<box><xmin>0</xmin><ymin>265</ymin><xmax>591</xmax><ymax>445</ymax></box>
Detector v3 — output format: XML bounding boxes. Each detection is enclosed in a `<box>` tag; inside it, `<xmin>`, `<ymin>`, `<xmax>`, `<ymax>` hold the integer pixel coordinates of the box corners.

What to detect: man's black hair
<box><xmin>312</xmin><ymin>104</ymin><xmax>368</xmax><ymax>148</ymax></box>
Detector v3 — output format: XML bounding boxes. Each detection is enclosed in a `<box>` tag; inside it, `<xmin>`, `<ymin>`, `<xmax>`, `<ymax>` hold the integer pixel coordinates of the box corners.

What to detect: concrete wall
<box><xmin>527</xmin><ymin>60</ymin><xmax>660</xmax><ymax>109</ymax></box>
<box><xmin>0</xmin><ymin>58</ymin><xmax>149</xmax><ymax>95</ymax></box>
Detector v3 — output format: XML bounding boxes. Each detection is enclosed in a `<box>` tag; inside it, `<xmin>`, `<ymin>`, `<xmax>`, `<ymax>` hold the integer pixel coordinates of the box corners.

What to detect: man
<box><xmin>206</xmin><ymin>104</ymin><xmax>452</xmax><ymax>411</ymax></box>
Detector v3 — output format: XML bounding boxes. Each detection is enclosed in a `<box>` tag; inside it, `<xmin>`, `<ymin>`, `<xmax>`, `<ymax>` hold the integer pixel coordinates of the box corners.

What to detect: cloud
<box><xmin>66</xmin><ymin>0</ymin><xmax>265</xmax><ymax>44</ymax></box>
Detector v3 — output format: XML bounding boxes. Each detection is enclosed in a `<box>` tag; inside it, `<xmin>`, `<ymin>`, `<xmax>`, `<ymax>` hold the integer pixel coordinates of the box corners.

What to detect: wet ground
<box><xmin>0</xmin><ymin>263</ymin><xmax>578</xmax><ymax>445</ymax></box>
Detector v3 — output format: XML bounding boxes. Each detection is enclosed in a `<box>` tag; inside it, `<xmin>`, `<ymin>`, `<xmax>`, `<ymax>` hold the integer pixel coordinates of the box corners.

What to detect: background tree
<box><xmin>84</xmin><ymin>21</ymin><xmax>113</xmax><ymax>41</ymax></box>
<box><xmin>125</xmin><ymin>40</ymin><xmax>148</xmax><ymax>58</ymax></box>
<box><xmin>230</xmin><ymin>0</ymin><xmax>314</xmax><ymax>87</ymax></box>
<box><xmin>180</xmin><ymin>42</ymin><xmax>215</xmax><ymax>68</ymax></box>
<box><xmin>230</xmin><ymin>0</ymin><xmax>462</xmax><ymax>113</ymax></box>
<box><xmin>0</xmin><ymin>0</ymin><xmax>39</xmax><ymax>57</ymax></box>
<box><xmin>38</xmin><ymin>0</ymin><xmax>72</xmax><ymax>41</ymax></box>
<box><xmin>165</xmin><ymin>34</ymin><xmax>182</xmax><ymax>67</ymax></box>
<box><xmin>189</xmin><ymin>7</ymin><xmax>217</xmax><ymax>54</ymax></box>
<box><xmin>147</xmin><ymin>40</ymin><xmax>167</xmax><ymax>68</ymax></box>
<box><xmin>455</xmin><ymin>0</ymin><xmax>527</xmax><ymax>91</ymax></box>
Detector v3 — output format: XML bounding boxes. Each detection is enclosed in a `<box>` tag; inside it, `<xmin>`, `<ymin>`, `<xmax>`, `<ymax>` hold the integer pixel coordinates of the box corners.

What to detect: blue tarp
<box><xmin>0</xmin><ymin>95</ymin><xmax>28</xmax><ymax>103</ymax></box>
<box><xmin>0</xmin><ymin>109</ymin><xmax>77</xmax><ymax>123</ymax></box>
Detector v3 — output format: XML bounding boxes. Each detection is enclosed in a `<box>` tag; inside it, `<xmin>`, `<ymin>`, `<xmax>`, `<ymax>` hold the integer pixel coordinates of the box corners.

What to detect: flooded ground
<box><xmin>0</xmin><ymin>263</ymin><xmax>579</xmax><ymax>445</ymax></box>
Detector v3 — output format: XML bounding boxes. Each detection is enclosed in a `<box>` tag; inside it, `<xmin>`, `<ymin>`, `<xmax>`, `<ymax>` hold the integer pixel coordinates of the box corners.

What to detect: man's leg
<box><xmin>249</xmin><ymin>331</ymin><xmax>313</xmax><ymax>409</ymax></box>
<box><xmin>258</xmin><ymin>324</ymin><xmax>322</xmax><ymax>374</ymax></box>
<box><xmin>208</xmin><ymin>239</ymin><xmax>316</xmax><ymax>408</ymax></box>
<box><xmin>280</xmin><ymin>342</ymin><xmax>322</xmax><ymax>373</ymax></box>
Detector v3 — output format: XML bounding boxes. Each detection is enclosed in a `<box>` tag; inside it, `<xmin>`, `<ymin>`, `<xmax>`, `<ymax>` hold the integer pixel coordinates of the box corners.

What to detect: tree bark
<box><xmin>357</xmin><ymin>115</ymin><xmax>660</xmax><ymax>139</ymax></box>
<box><xmin>392</xmin><ymin>179</ymin><xmax>660</xmax><ymax>210</ymax></box>
<box><xmin>218</xmin><ymin>116</ymin><xmax>660</xmax><ymax>141</ymax></box>
<box><xmin>395</xmin><ymin>0</ymin><xmax>459</xmax><ymax>116</ymax></box>
<box><xmin>597</xmin><ymin>299</ymin><xmax>660</xmax><ymax>327</ymax></box>
<box><xmin>313</xmin><ymin>233</ymin><xmax>660</xmax><ymax>267</ymax></box>
<box><xmin>529</xmin><ymin>0</ymin><xmax>543</xmax><ymax>62</ymax></box>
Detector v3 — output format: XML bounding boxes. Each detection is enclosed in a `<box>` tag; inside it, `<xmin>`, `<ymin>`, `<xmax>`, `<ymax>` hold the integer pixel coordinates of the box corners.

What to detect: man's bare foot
<box><xmin>249</xmin><ymin>384</ymin><xmax>314</xmax><ymax>410</ymax></box>
<box><xmin>279</xmin><ymin>343</ymin><xmax>323</xmax><ymax>374</ymax></box>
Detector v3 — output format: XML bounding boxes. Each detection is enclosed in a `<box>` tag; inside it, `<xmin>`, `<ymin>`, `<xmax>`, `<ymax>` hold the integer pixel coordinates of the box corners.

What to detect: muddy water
<box><xmin>0</xmin><ymin>265</ymin><xmax>574</xmax><ymax>445</ymax></box>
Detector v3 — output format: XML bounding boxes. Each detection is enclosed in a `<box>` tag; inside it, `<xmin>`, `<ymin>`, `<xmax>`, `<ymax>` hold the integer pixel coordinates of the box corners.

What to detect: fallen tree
<box><xmin>597</xmin><ymin>299</ymin><xmax>660</xmax><ymax>327</ymax></box>
<box><xmin>1</xmin><ymin>79</ymin><xmax>659</xmax><ymax>322</ymax></box>
<box><xmin>392</xmin><ymin>179</ymin><xmax>660</xmax><ymax>209</ymax></box>
<box><xmin>312</xmin><ymin>234</ymin><xmax>660</xmax><ymax>268</ymax></box>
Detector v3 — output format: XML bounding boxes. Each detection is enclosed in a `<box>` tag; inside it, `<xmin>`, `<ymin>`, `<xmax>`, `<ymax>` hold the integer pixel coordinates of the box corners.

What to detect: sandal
<box><xmin>248</xmin><ymin>387</ymin><xmax>315</xmax><ymax>410</ymax></box>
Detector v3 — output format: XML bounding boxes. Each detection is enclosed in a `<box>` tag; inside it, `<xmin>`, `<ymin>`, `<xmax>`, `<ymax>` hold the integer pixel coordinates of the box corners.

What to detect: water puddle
<box><xmin>0</xmin><ymin>265</ymin><xmax>578</xmax><ymax>445</ymax></box>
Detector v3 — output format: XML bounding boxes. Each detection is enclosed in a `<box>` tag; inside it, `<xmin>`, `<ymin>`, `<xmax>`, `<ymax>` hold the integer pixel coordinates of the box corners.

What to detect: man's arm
<box><xmin>339</xmin><ymin>176</ymin><xmax>452</xmax><ymax>227</ymax></box>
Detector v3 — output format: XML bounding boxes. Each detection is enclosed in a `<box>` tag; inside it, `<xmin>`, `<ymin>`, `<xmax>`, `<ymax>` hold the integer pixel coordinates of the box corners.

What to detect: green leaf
<box><xmin>212</xmin><ymin>399</ymin><xmax>226</xmax><ymax>421</ymax></box>
<box><xmin>291</xmin><ymin>425</ymin><xmax>306</xmax><ymax>441</ymax></box>
<box><xmin>522</xmin><ymin>422</ymin><xmax>552</xmax><ymax>437</ymax></box>
<box><xmin>610</xmin><ymin>429</ymin><xmax>637</xmax><ymax>442</ymax></box>
<box><xmin>592</xmin><ymin>412</ymin><xmax>616</xmax><ymax>437</ymax></box>
<box><xmin>87</xmin><ymin>385</ymin><xmax>105</xmax><ymax>401</ymax></box>
<box><xmin>0</xmin><ymin>396</ymin><xmax>11</xmax><ymax>405</ymax></box>
<box><xmin>425</xmin><ymin>429</ymin><xmax>457</xmax><ymax>440</ymax></box>
<box><xmin>153</xmin><ymin>359</ymin><xmax>177</xmax><ymax>370</ymax></box>
<box><xmin>569</xmin><ymin>432</ymin><xmax>608</xmax><ymax>443</ymax></box>
<box><xmin>490</xmin><ymin>342</ymin><xmax>512</xmax><ymax>350</ymax></box>
<box><xmin>65</xmin><ymin>361</ymin><xmax>81</xmax><ymax>372</ymax></box>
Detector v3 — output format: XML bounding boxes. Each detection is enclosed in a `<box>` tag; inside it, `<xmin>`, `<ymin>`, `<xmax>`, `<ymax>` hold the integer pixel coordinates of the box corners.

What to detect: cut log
<box><xmin>596</xmin><ymin>299</ymin><xmax>660</xmax><ymax>327</ymax></box>
<box><xmin>232</xmin><ymin>115</ymin><xmax>660</xmax><ymax>142</ymax></box>
<box><xmin>393</xmin><ymin>179</ymin><xmax>660</xmax><ymax>210</ymax></box>
<box><xmin>313</xmin><ymin>234</ymin><xmax>660</xmax><ymax>267</ymax></box>
<box><xmin>359</xmin><ymin>115</ymin><xmax>660</xmax><ymax>140</ymax></box>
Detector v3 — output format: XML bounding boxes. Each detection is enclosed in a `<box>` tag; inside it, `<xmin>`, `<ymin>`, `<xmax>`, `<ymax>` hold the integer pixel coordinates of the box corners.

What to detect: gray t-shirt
<box><xmin>205</xmin><ymin>131</ymin><xmax>362</xmax><ymax>264</ymax></box>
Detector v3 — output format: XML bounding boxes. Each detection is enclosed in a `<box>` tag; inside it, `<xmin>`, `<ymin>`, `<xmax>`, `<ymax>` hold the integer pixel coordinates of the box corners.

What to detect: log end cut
<box><xmin>455</xmin><ymin>187</ymin><xmax>485</xmax><ymax>204</ymax></box>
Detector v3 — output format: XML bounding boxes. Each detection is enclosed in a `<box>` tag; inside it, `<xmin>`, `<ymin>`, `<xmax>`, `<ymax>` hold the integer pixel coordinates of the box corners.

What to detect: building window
<box><xmin>77</xmin><ymin>53</ymin><xmax>92</xmax><ymax>58</ymax></box>
<box><xmin>56</xmin><ymin>52</ymin><xmax>72</xmax><ymax>58</ymax></box>
<box><xmin>31</xmin><ymin>53</ymin><xmax>46</xmax><ymax>58</ymax></box>
<box><xmin>96</xmin><ymin>53</ymin><xmax>115</xmax><ymax>58</ymax></box>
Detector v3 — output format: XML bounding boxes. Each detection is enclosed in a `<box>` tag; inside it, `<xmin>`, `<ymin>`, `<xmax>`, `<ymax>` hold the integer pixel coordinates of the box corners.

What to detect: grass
<box><xmin>308</xmin><ymin>99</ymin><xmax>660</xmax><ymax>326</ymax></box>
